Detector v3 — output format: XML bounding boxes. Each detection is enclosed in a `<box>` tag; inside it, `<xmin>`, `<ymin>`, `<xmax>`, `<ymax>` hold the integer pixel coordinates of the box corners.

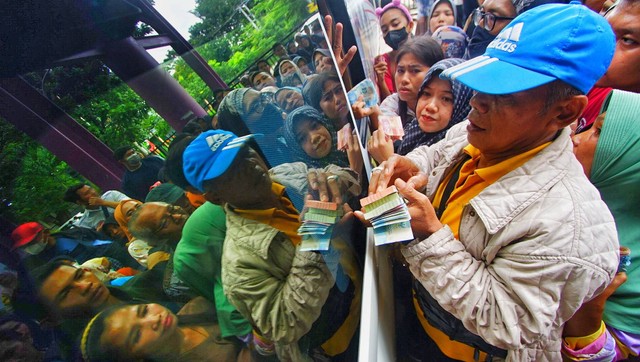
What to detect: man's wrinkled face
<box><xmin>465</xmin><ymin>84</ymin><xmax>562</xmax><ymax>164</ymax></box>
<box><xmin>39</xmin><ymin>265</ymin><xmax>110</xmax><ymax>318</ymax></box>
<box><xmin>133</xmin><ymin>202</ymin><xmax>188</xmax><ymax>244</ymax></box>
<box><xmin>204</xmin><ymin>147</ymin><xmax>272</xmax><ymax>208</ymax></box>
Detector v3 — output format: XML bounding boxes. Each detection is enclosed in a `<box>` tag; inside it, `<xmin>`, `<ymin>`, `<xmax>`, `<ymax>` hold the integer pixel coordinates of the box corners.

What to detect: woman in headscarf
<box><xmin>274</xmin><ymin>59</ymin><xmax>307</xmax><ymax>88</ymax></box>
<box><xmin>283</xmin><ymin>105</ymin><xmax>349</xmax><ymax>169</ymax></box>
<box><xmin>302</xmin><ymin>72</ymin><xmax>350</xmax><ymax>130</ymax></box>
<box><xmin>367</xmin><ymin>58</ymin><xmax>473</xmax><ymax>163</ymax></box>
<box><xmin>427</xmin><ymin>0</ymin><xmax>457</xmax><ymax>34</ymax></box>
<box><xmin>564</xmin><ymin>90</ymin><xmax>640</xmax><ymax>361</ymax></box>
<box><xmin>217</xmin><ymin>88</ymin><xmax>290</xmax><ymax>167</ymax></box>
<box><xmin>431</xmin><ymin>25</ymin><xmax>469</xmax><ymax>59</ymax></box>
<box><xmin>114</xmin><ymin>199</ymin><xmax>153</xmax><ymax>268</ymax></box>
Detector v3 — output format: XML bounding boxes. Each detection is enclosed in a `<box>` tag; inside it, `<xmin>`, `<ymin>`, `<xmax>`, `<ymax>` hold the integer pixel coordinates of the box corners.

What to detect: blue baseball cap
<box><xmin>183</xmin><ymin>130</ymin><xmax>260</xmax><ymax>192</ymax></box>
<box><xmin>441</xmin><ymin>1</ymin><xmax>615</xmax><ymax>95</ymax></box>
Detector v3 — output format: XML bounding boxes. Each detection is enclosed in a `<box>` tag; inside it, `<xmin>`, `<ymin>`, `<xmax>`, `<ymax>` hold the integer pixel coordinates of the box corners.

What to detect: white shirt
<box><xmin>73</xmin><ymin>190</ymin><xmax>129</xmax><ymax>230</ymax></box>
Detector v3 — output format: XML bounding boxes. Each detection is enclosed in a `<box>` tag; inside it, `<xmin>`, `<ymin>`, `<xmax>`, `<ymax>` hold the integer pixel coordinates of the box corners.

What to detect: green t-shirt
<box><xmin>173</xmin><ymin>202</ymin><xmax>251</xmax><ymax>337</ymax></box>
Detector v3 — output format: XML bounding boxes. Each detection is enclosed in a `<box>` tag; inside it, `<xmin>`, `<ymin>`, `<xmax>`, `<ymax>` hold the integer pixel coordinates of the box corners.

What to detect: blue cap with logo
<box><xmin>441</xmin><ymin>1</ymin><xmax>615</xmax><ymax>95</ymax></box>
<box><xmin>183</xmin><ymin>130</ymin><xmax>260</xmax><ymax>192</ymax></box>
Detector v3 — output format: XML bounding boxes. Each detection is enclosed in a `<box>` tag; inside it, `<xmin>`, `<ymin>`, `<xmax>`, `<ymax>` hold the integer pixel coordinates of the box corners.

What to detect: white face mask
<box><xmin>126</xmin><ymin>153</ymin><xmax>142</xmax><ymax>166</ymax></box>
<box><xmin>23</xmin><ymin>240</ymin><xmax>47</xmax><ymax>255</ymax></box>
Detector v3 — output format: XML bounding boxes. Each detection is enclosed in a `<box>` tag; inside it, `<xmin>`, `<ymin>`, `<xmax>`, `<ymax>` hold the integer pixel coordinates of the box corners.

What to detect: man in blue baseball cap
<box><xmin>167</xmin><ymin>130</ymin><xmax>363</xmax><ymax>361</ymax></box>
<box><xmin>365</xmin><ymin>2</ymin><xmax>619</xmax><ymax>360</ymax></box>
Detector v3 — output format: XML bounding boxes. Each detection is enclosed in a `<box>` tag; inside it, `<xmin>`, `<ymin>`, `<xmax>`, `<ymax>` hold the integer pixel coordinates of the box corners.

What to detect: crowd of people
<box><xmin>2</xmin><ymin>0</ymin><xmax>640</xmax><ymax>361</ymax></box>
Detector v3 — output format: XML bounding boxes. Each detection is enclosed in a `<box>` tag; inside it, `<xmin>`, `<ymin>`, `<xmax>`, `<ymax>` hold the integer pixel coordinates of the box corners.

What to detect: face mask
<box><xmin>126</xmin><ymin>153</ymin><xmax>142</xmax><ymax>166</ymax></box>
<box><xmin>465</xmin><ymin>26</ymin><xmax>496</xmax><ymax>59</ymax></box>
<box><xmin>384</xmin><ymin>27</ymin><xmax>409</xmax><ymax>51</ymax></box>
<box><xmin>24</xmin><ymin>241</ymin><xmax>47</xmax><ymax>255</ymax></box>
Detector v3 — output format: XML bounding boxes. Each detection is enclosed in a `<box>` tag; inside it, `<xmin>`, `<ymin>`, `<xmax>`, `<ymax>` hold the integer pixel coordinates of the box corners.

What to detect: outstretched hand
<box><xmin>324</xmin><ymin>15</ymin><xmax>357</xmax><ymax>76</ymax></box>
<box><xmin>395</xmin><ymin>178</ymin><xmax>443</xmax><ymax>239</ymax></box>
<box><xmin>368</xmin><ymin>155</ymin><xmax>421</xmax><ymax>194</ymax></box>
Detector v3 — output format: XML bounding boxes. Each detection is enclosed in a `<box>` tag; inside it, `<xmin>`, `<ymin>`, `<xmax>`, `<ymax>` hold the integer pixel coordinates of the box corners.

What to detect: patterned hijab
<box><xmin>283</xmin><ymin>105</ymin><xmax>349</xmax><ymax>168</ymax></box>
<box><xmin>397</xmin><ymin>58</ymin><xmax>473</xmax><ymax>155</ymax></box>
<box><xmin>217</xmin><ymin>88</ymin><xmax>251</xmax><ymax>136</ymax></box>
<box><xmin>275</xmin><ymin>59</ymin><xmax>307</xmax><ymax>88</ymax></box>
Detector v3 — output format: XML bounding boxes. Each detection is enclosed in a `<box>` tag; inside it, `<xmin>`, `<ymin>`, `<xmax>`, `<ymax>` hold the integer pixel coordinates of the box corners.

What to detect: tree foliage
<box><xmin>171</xmin><ymin>0</ymin><xmax>311</xmax><ymax>104</ymax></box>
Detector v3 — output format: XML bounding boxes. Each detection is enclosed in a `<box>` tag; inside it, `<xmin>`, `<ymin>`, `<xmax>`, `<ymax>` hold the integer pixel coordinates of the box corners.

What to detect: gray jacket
<box><xmin>402</xmin><ymin>122</ymin><xmax>619</xmax><ymax>361</ymax></box>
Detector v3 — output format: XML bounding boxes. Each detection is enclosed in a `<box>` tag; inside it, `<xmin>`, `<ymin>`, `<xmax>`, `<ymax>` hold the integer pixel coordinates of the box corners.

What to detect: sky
<box><xmin>147</xmin><ymin>0</ymin><xmax>200</xmax><ymax>63</ymax></box>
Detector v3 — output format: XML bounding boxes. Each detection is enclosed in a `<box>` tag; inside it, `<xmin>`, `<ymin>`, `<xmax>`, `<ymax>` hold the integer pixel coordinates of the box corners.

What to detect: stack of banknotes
<box><xmin>298</xmin><ymin>200</ymin><xmax>342</xmax><ymax>251</ymax></box>
<box><xmin>360</xmin><ymin>186</ymin><xmax>414</xmax><ymax>245</ymax></box>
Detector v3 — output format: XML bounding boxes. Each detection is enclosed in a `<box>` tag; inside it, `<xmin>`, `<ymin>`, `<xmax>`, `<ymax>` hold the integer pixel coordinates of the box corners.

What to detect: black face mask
<box><xmin>384</xmin><ymin>27</ymin><xmax>409</xmax><ymax>51</ymax></box>
<box><xmin>465</xmin><ymin>26</ymin><xmax>496</xmax><ymax>59</ymax></box>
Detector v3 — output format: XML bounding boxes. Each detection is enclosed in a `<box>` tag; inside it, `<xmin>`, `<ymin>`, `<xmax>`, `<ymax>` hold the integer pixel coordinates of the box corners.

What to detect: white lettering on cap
<box><xmin>205</xmin><ymin>134</ymin><xmax>233</xmax><ymax>153</ymax></box>
<box><xmin>488</xmin><ymin>22</ymin><xmax>524</xmax><ymax>53</ymax></box>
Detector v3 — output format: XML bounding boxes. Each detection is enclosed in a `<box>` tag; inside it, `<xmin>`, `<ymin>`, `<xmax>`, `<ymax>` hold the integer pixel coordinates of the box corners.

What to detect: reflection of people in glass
<box><xmin>284</xmin><ymin>106</ymin><xmax>349</xmax><ymax>168</ymax></box>
<box><xmin>80</xmin><ymin>298</ymin><xmax>244</xmax><ymax>362</ymax></box>
<box><xmin>274</xmin><ymin>59</ymin><xmax>307</xmax><ymax>88</ymax></box>
<box><xmin>293</xmin><ymin>56</ymin><xmax>313</xmax><ymax>75</ymax></box>
<box><xmin>303</xmin><ymin>72</ymin><xmax>350</xmax><ymax>130</ymax></box>
<box><xmin>275</xmin><ymin>87</ymin><xmax>304</xmax><ymax>113</ymax></box>
<box><xmin>217</xmin><ymin>88</ymin><xmax>289</xmax><ymax>167</ymax></box>
<box><xmin>312</xmin><ymin>48</ymin><xmax>335</xmax><ymax>74</ymax></box>
<box><xmin>180</xmin><ymin>130</ymin><xmax>362</xmax><ymax>361</ymax></box>
<box><xmin>249</xmin><ymin>71</ymin><xmax>277</xmax><ymax>91</ymax></box>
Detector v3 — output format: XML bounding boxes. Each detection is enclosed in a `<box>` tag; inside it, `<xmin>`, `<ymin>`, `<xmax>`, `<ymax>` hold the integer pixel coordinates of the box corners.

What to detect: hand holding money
<box><xmin>367</xmin><ymin>129</ymin><xmax>394</xmax><ymax>164</ymax></box>
<box><xmin>368</xmin><ymin>155</ymin><xmax>422</xmax><ymax>194</ymax></box>
<box><xmin>394</xmin><ymin>178</ymin><xmax>443</xmax><ymax>239</ymax></box>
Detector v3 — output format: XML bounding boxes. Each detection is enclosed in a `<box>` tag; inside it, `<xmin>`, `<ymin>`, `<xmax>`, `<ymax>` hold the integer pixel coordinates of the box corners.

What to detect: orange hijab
<box><xmin>113</xmin><ymin>199</ymin><xmax>142</xmax><ymax>242</ymax></box>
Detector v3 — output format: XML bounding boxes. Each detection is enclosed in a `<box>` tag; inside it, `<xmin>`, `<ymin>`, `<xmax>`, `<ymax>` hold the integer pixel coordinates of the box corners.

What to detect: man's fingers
<box><xmin>342</xmin><ymin>46</ymin><xmax>357</xmax><ymax>67</ymax></box>
<box><xmin>407</xmin><ymin>172</ymin><xmax>428</xmax><ymax>191</ymax></box>
<box><xmin>307</xmin><ymin>170</ymin><xmax>319</xmax><ymax>190</ymax></box>
<box><xmin>327</xmin><ymin>175</ymin><xmax>342</xmax><ymax>204</ymax></box>
<box><xmin>333</xmin><ymin>22</ymin><xmax>343</xmax><ymax>56</ymax></box>
<box><xmin>317</xmin><ymin>171</ymin><xmax>329</xmax><ymax>201</ymax></box>
<box><xmin>353</xmin><ymin>210</ymin><xmax>371</xmax><ymax>227</ymax></box>
<box><xmin>395</xmin><ymin>178</ymin><xmax>423</xmax><ymax>204</ymax></box>
<box><xmin>324</xmin><ymin>15</ymin><xmax>333</xmax><ymax>44</ymax></box>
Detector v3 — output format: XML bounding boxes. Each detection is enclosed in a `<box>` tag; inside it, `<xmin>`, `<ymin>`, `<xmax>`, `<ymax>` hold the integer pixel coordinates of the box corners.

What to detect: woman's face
<box><xmin>572</xmin><ymin>113</ymin><xmax>604</xmax><ymax>178</ymax></box>
<box><xmin>280</xmin><ymin>61</ymin><xmax>296</xmax><ymax>77</ymax></box>
<box><xmin>416</xmin><ymin>77</ymin><xmax>454</xmax><ymax>133</ymax></box>
<box><xmin>297</xmin><ymin>59</ymin><xmax>311</xmax><ymax>75</ymax></box>
<box><xmin>294</xmin><ymin>118</ymin><xmax>332</xmax><ymax>159</ymax></box>
<box><xmin>300</xmin><ymin>37</ymin><xmax>310</xmax><ymax>48</ymax></box>
<box><xmin>320</xmin><ymin>80</ymin><xmax>348</xmax><ymax>122</ymax></box>
<box><xmin>314</xmin><ymin>53</ymin><xmax>333</xmax><ymax>74</ymax></box>
<box><xmin>276</xmin><ymin>89</ymin><xmax>304</xmax><ymax>112</ymax></box>
<box><xmin>121</xmin><ymin>200</ymin><xmax>142</xmax><ymax>221</ymax></box>
<box><xmin>242</xmin><ymin>89</ymin><xmax>266</xmax><ymax>124</ymax></box>
<box><xmin>102</xmin><ymin>304</ymin><xmax>180</xmax><ymax>360</ymax></box>
<box><xmin>380</xmin><ymin>8</ymin><xmax>412</xmax><ymax>37</ymax></box>
<box><xmin>395</xmin><ymin>53</ymin><xmax>430</xmax><ymax>106</ymax></box>
<box><xmin>430</xmin><ymin>2</ymin><xmax>455</xmax><ymax>34</ymax></box>
<box><xmin>252</xmin><ymin>72</ymin><xmax>276</xmax><ymax>90</ymax></box>
<box><xmin>288</xmin><ymin>42</ymin><xmax>297</xmax><ymax>53</ymax></box>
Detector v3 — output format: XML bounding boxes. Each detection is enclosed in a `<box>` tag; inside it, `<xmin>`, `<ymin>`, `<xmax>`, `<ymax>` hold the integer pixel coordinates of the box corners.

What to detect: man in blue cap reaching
<box><xmin>365</xmin><ymin>2</ymin><xmax>620</xmax><ymax>360</ymax></box>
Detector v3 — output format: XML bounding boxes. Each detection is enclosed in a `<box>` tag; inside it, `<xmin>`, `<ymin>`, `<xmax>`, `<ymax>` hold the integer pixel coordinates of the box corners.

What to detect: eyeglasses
<box><xmin>156</xmin><ymin>205</ymin><xmax>184</xmax><ymax>233</ymax></box>
<box><xmin>472</xmin><ymin>9</ymin><xmax>515</xmax><ymax>31</ymax></box>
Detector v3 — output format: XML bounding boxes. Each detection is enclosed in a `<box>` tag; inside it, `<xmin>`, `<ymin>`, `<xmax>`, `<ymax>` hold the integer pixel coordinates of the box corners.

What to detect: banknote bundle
<box><xmin>360</xmin><ymin>186</ymin><xmax>414</xmax><ymax>245</ymax></box>
<box><xmin>298</xmin><ymin>200</ymin><xmax>342</xmax><ymax>251</ymax></box>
